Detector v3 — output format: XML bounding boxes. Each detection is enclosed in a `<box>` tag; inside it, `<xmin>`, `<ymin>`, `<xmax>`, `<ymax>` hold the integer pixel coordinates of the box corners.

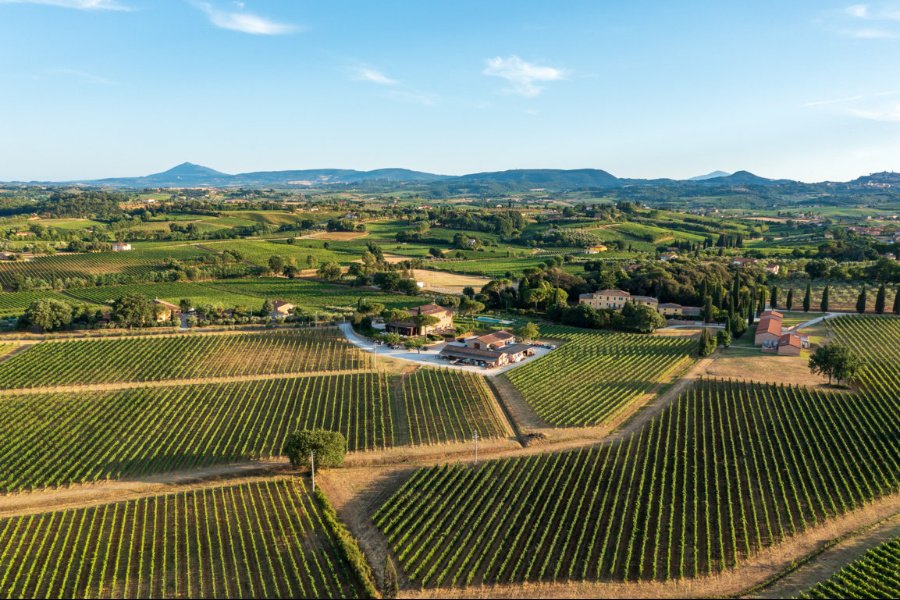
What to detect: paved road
<box><xmin>338</xmin><ymin>322</ymin><xmax>551</xmax><ymax>377</ymax></box>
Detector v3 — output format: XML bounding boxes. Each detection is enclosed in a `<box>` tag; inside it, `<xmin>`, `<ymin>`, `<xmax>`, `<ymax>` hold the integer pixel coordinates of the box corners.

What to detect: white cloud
<box><xmin>0</xmin><ymin>0</ymin><xmax>129</xmax><ymax>9</ymax></box>
<box><xmin>191</xmin><ymin>1</ymin><xmax>297</xmax><ymax>35</ymax></box>
<box><xmin>353</xmin><ymin>67</ymin><xmax>397</xmax><ymax>86</ymax></box>
<box><xmin>846</xmin><ymin>4</ymin><xmax>869</xmax><ymax>18</ymax></box>
<box><xmin>482</xmin><ymin>55</ymin><xmax>565</xmax><ymax>97</ymax></box>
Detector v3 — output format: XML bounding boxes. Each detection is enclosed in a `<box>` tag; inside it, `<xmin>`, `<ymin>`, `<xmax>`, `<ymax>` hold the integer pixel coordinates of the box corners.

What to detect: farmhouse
<box><xmin>732</xmin><ymin>257</ymin><xmax>758</xmax><ymax>267</ymax></box>
<box><xmin>465</xmin><ymin>330</ymin><xmax>516</xmax><ymax>350</ymax></box>
<box><xmin>754</xmin><ymin>310</ymin><xmax>784</xmax><ymax>346</ymax></box>
<box><xmin>659</xmin><ymin>252</ymin><xmax>679</xmax><ymax>262</ymax></box>
<box><xmin>765</xmin><ymin>263</ymin><xmax>781</xmax><ymax>275</ymax></box>
<box><xmin>585</xmin><ymin>244</ymin><xmax>608</xmax><ymax>254</ymax></box>
<box><xmin>762</xmin><ymin>333</ymin><xmax>806</xmax><ymax>356</ymax></box>
<box><xmin>578</xmin><ymin>289</ymin><xmax>634</xmax><ymax>311</ymax></box>
<box><xmin>386</xmin><ymin>303</ymin><xmax>454</xmax><ymax>336</ymax></box>
<box><xmin>439</xmin><ymin>330</ymin><xmax>534</xmax><ymax>368</ymax></box>
<box><xmin>111</xmin><ymin>242</ymin><xmax>132</xmax><ymax>252</ymax></box>
<box><xmin>658</xmin><ymin>303</ymin><xmax>703</xmax><ymax>319</ymax></box>
<box><xmin>153</xmin><ymin>299</ymin><xmax>181</xmax><ymax>322</ymax></box>
<box><xmin>270</xmin><ymin>301</ymin><xmax>296</xmax><ymax>319</ymax></box>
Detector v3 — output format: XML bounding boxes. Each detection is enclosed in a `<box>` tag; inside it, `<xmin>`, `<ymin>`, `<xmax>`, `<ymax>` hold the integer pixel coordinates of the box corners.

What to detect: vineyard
<box><xmin>401</xmin><ymin>369</ymin><xmax>509</xmax><ymax>445</ymax></box>
<box><xmin>0</xmin><ymin>328</ymin><xmax>369</xmax><ymax>388</ymax></box>
<box><xmin>797</xmin><ymin>537</ymin><xmax>900</xmax><ymax>599</ymax></box>
<box><xmin>0</xmin><ymin>373</ymin><xmax>391</xmax><ymax>492</ymax></box>
<box><xmin>0</xmin><ymin>365</ymin><xmax>513</xmax><ymax>492</ymax></box>
<box><xmin>505</xmin><ymin>326</ymin><xmax>695</xmax><ymax>426</ymax></box>
<box><xmin>830</xmin><ymin>315</ymin><xmax>900</xmax><ymax>394</ymax></box>
<box><xmin>0</xmin><ymin>479</ymin><xmax>372</xmax><ymax>599</ymax></box>
<box><xmin>374</xmin><ymin>379</ymin><xmax>900</xmax><ymax>587</ymax></box>
<box><xmin>0</xmin><ymin>243</ymin><xmax>212</xmax><ymax>288</ymax></box>
<box><xmin>0</xmin><ymin>290</ymin><xmax>98</xmax><ymax>318</ymax></box>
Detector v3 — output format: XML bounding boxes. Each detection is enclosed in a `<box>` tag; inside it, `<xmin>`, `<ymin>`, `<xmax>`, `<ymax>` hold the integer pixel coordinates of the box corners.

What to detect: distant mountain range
<box><xmin>3</xmin><ymin>162</ymin><xmax>898</xmax><ymax>191</ymax></box>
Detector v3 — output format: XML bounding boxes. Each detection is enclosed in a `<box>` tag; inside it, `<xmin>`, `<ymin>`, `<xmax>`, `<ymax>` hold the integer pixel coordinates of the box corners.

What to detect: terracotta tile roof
<box><xmin>779</xmin><ymin>333</ymin><xmax>802</xmax><ymax>348</ymax></box>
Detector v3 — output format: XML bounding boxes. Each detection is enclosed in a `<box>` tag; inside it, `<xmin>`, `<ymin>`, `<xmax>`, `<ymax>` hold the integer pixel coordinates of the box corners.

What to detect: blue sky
<box><xmin>1</xmin><ymin>0</ymin><xmax>899</xmax><ymax>182</ymax></box>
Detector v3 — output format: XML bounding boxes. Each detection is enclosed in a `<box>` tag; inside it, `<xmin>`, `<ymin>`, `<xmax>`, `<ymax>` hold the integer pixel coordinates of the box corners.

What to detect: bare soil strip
<box><xmin>0</xmin><ymin>368</ymin><xmax>369</xmax><ymax>396</ymax></box>
<box><xmin>746</xmin><ymin>511</ymin><xmax>900</xmax><ymax>599</ymax></box>
<box><xmin>0</xmin><ymin>461</ymin><xmax>290</xmax><ymax>519</ymax></box>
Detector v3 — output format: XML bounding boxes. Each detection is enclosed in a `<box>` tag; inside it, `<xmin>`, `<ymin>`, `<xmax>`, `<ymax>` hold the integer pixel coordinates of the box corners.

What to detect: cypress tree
<box><xmin>703</xmin><ymin>295</ymin><xmax>715</xmax><ymax>323</ymax></box>
<box><xmin>875</xmin><ymin>284</ymin><xmax>886</xmax><ymax>314</ymax></box>
<box><xmin>856</xmin><ymin>287</ymin><xmax>867</xmax><ymax>314</ymax></box>
<box><xmin>820</xmin><ymin>285</ymin><xmax>830</xmax><ymax>312</ymax></box>
<box><xmin>802</xmin><ymin>283</ymin><xmax>811</xmax><ymax>312</ymax></box>
<box><xmin>757</xmin><ymin>286</ymin><xmax>767</xmax><ymax>316</ymax></box>
<box><xmin>786</xmin><ymin>288</ymin><xmax>794</xmax><ymax>311</ymax></box>
<box><xmin>894</xmin><ymin>287</ymin><xmax>900</xmax><ymax>315</ymax></box>
<box><xmin>770</xmin><ymin>285</ymin><xmax>779</xmax><ymax>309</ymax></box>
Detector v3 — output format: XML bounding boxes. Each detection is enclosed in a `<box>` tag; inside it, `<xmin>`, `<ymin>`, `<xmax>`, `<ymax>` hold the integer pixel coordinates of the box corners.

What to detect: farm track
<box><xmin>0</xmin><ymin>367</ymin><xmax>370</xmax><ymax>395</ymax></box>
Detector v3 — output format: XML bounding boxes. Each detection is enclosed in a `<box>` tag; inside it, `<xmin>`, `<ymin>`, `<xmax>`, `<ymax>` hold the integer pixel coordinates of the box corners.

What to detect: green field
<box><xmin>374</xmin><ymin>379</ymin><xmax>900</xmax><ymax>587</ymax></box>
<box><xmin>66</xmin><ymin>281</ymin><xmax>263</xmax><ymax>309</ymax></box>
<box><xmin>208</xmin><ymin>278</ymin><xmax>426</xmax><ymax>315</ymax></box>
<box><xmin>0</xmin><ymin>479</ymin><xmax>372</xmax><ymax>599</ymax></box>
<box><xmin>0</xmin><ymin>328</ymin><xmax>368</xmax><ymax>388</ymax></box>
<box><xmin>506</xmin><ymin>326</ymin><xmax>695</xmax><ymax>426</ymax></box>
<box><xmin>797</xmin><ymin>537</ymin><xmax>900</xmax><ymax>599</ymax></box>
<box><xmin>0</xmin><ymin>290</ymin><xmax>99</xmax><ymax>318</ymax></box>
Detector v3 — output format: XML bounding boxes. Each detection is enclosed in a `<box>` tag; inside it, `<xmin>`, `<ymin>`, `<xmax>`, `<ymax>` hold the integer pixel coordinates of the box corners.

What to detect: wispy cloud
<box><xmin>45</xmin><ymin>68</ymin><xmax>114</xmax><ymax>84</ymax></box>
<box><xmin>849</xmin><ymin>102</ymin><xmax>900</xmax><ymax>121</ymax></box>
<box><xmin>804</xmin><ymin>90</ymin><xmax>900</xmax><ymax>122</ymax></box>
<box><xmin>803</xmin><ymin>94</ymin><xmax>865</xmax><ymax>107</ymax></box>
<box><xmin>482</xmin><ymin>55</ymin><xmax>565</xmax><ymax>97</ymax></box>
<box><xmin>825</xmin><ymin>3</ymin><xmax>900</xmax><ymax>38</ymax></box>
<box><xmin>0</xmin><ymin>0</ymin><xmax>130</xmax><ymax>10</ymax></box>
<box><xmin>353</xmin><ymin>67</ymin><xmax>397</xmax><ymax>86</ymax></box>
<box><xmin>350</xmin><ymin>65</ymin><xmax>437</xmax><ymax>105</ymax></box>
<box><xmin>191</xmin><ymin>1</ymin><xmax>297</xmax><ymax>35</ymax></box>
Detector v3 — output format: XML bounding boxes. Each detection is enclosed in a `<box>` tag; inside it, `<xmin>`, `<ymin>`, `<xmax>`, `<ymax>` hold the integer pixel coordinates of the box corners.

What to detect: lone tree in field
<box><xmin>809</xmin><ymin>343</ymin><xmax>861</xmax><ymax>387</ymax></box>
<box><xmin>318</xmin><ymin>261</ymin><xmax>343</xmax><ymax>282</ymax></box>
<box><xmin>514</xmin><ymin>322</ymin><xmax>540</xmax><ymax>343</ymax></box>
<box><xmin>283</xmin><ymin>429</ymin><xmax>347</xmax><ymax>469</ymax></box>
<box><xmin>268</xmin><ymin>255</ymin><xmax>285</xmax><ymax>274</ymax></box>
<box><xmin>875</xmin><ymin>284</ymin><xmax>886</xmax><ymax>314</ymax></box>
<box><xmin>856</xmin><ymin>287</ymin><xmax>867</xmax><ymax>314</ymax></box>
<box><xmin>24</xmin><ymin>298</ymin><xmax>73</xmax><ymax>332</ymax></box>
<box><xmin>112</xmin><ymin>294</ymin><xmax>155</xmax><ymax>328</ymax></box>
<box><xmin>697</xmin><ymin>328</ymin><xmax>717</xmax><ymax>357</ymax></box>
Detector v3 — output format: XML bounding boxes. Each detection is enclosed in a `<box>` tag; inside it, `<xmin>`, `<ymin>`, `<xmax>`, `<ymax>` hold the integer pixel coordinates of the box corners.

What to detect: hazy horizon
<box><xmin>2</xmin><ymin>0</ymin><xmax>899</xmax><ymax>182</ymax></box>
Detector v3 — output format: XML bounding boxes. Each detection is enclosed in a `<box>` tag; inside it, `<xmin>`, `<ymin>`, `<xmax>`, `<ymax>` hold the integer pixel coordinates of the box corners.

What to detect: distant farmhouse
<box><xmin>755</xmin><ymin>310</ymin><xmax>784</xmax><ymax>346</ymax></box>
<box><xmin>578</xmin><ymin>289</ymin><xmax>659</xmax><ymax>311</ymax></box>
<box><xmin>270</xmin><ymin>301</ymin><xmax>296</xmax><ymax>319</ymax></box>
<box><xmin>153</xmin><ymin>299</ymin><xmax>181</xmax><ymax>322</ymax></box>
<box><xmin>579</xmin><ymin>289</ymin><xmax>705</xmax><ymax>319</ymax></box>
<box><xmin>111</xmin><ymin>242</ymin><xmax>132</xmax><ymax>252</ymax></box>
<box><xmin>439</xmin><ymin>330</ymin><xmax>534</xmax><ymax>368</ymax></box>
<box><xmin>386</xmin><ymin>303</ymin><xmax>454</xmax><ymax>337</ymax></box>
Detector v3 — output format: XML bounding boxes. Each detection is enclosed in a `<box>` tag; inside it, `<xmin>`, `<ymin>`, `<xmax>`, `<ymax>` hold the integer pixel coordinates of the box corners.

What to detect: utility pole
<box><xmin>310</xmin><ymin>451</ymin><xmax>315</xmax><ymax>492</ymax></box>
<box><xmin>473</xmin><ymin>431</ymin><xmax>479</xmax><ymax>467</ymax></box>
